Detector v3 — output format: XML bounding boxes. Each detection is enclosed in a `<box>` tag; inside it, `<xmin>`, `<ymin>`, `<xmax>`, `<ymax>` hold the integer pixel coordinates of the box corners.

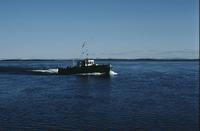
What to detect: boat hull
<box><xmin>58</xmin><ymin>65</ymin><xmax>111</xmax><ymax>75</ymax></box>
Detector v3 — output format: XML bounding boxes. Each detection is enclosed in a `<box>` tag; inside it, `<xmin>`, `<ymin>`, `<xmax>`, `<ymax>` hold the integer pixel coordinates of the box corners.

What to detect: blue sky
<box><xmin>0</xmin><ymin>0</ymin><xmax>199</xmax><ymax>59</ymax></box>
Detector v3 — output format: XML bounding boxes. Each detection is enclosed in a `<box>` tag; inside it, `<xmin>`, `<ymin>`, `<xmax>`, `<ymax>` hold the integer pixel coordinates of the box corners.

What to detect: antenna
<box><xmin>80</xmin><ymin>41</ymin><xmax>89</xmax><ymax>59</ymax></box>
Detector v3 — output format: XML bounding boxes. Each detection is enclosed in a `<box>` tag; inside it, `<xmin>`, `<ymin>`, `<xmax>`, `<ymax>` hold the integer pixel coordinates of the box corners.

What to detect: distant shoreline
<box><xmin>0</xmin><ymin>58</ymin><xmax>199</xmax><ymax>62</ymax></box>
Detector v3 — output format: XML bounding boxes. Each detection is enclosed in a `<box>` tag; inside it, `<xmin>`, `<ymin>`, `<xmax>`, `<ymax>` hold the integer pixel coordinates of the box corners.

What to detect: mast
<box><xmin>81</xmin><ymin>41</ymin><xmax>89</xmax><ymax>59</ymax></box>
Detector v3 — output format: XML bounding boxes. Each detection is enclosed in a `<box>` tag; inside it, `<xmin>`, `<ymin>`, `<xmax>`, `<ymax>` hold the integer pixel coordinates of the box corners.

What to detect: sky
<box><xmin>0</xmin><ymin>0</ymin><xmax>199</xmax><ymax>59</ymax></box>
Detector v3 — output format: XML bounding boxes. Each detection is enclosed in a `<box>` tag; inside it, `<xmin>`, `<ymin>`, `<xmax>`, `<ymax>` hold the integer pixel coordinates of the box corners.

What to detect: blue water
<box><xmin>0</xmin><ymin>60</ymin><xmax>199</xmax><ymax>130</ymax></box>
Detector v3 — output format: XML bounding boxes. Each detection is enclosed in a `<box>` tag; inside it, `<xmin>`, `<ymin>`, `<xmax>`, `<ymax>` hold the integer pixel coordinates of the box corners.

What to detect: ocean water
<box><xmin>0</xmin><ymin>60</ymin><xmax>199</xmax><ymax>130</ymax></box>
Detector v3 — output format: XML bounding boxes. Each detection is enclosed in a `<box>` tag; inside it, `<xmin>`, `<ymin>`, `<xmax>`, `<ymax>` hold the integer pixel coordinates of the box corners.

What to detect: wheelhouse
<box><xmin>77</xmin><ymin>59</ymin><xmax>95</xmax><ymax>67</ymax></box>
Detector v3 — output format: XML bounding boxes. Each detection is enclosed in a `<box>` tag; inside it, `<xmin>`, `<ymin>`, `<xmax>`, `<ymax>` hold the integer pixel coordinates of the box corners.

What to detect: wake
<box><xmin>109</xmin><ymin>70</ymin><xmax>118</xmax><ymax>76</ymax></box>
<box><xmin>31</xmin><ymin>68</ymin><xmax>58</xmax><ymax>74</ymax></box>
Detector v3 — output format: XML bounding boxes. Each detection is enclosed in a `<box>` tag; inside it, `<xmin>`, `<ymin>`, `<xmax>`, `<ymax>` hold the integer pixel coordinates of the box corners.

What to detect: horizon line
<box><xmin>0</xmin><ymin>58</ymin><xmax>199</xmax><ymax>61</ymax></box>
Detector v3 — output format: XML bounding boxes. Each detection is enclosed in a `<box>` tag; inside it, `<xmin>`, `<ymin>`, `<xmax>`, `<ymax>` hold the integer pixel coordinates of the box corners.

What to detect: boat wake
<box><xmin>31</xmin><ymin>69</ymin><xmax>58</xmax><ymax>74</ymax></box>
<box><xmin>109</xmin><ymin>70</ymin><xmax>118</xmax><ymax>76</ymax></box>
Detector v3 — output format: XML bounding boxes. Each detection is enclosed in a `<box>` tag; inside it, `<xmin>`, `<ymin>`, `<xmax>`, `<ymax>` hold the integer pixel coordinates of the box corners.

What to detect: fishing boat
<box><xmin>58</xmin><ymin>59</ymin><xmax>111</xmax><ymax>75</ymax></box>
<box><xmin>58</xmin><ymin>42</ymin><xmax>112</xmax><ymax>75</ymax></box>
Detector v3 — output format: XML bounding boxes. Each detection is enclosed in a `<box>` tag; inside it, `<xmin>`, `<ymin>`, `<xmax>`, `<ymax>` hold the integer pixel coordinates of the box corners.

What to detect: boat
<box><xmin>58</xmin><ymin>59</ymin><xmax>111</xmax><ymax>75</ymax></box>
<box><xmin>58</xmin><ymin>42</ymin><xmax>112</xmax><ymax>75</ymax></box>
